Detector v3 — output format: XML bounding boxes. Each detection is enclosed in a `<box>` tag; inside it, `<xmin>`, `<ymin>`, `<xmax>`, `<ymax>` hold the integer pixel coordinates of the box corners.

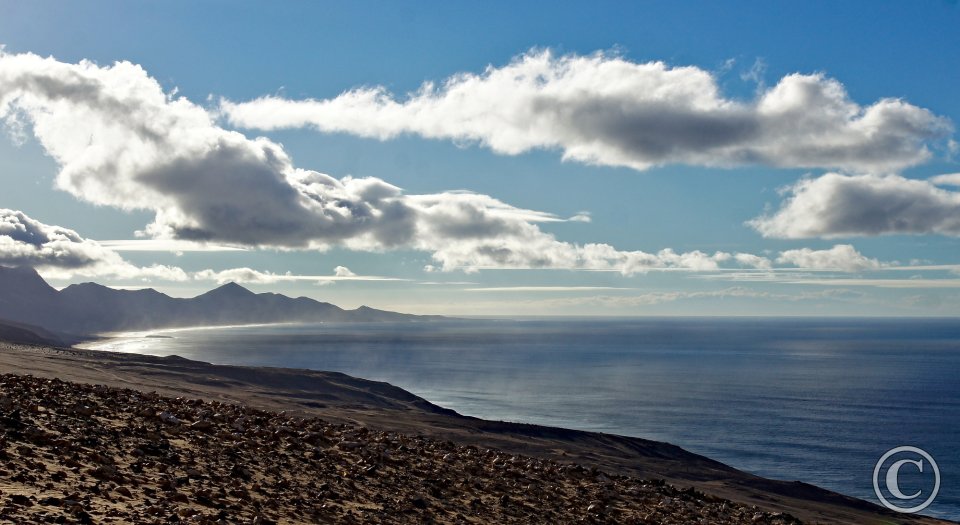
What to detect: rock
<box><xmin>39</xmin><ymin>496</ymin><xmax>62</xmax><ymax>506</ymax></box>
<box><xmin>158</xmin><ymin>411</ymin><xmax>180</xmax><ymax>425</ymax></box>
<box><xmin>337</xmin><ymin>440</ymin><xmax>362</xmax><ymax>451</ymax></box>
<box><xmin>75</xmin><ymin>510</ymin><xmax>94</xmax><ymax>524</ymax></box>
<box><xmin>190</xmin><ymin>420</ymin><xmax>213</xmax><ymax>431</ymax></box>
<box><xmin>9</xmin><ymin>493</ymin><xmax>33</xmax><ymax>506</ymax></box>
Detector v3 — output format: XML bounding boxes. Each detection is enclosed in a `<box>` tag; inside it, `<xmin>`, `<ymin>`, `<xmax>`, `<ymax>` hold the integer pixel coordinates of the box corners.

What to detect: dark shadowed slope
<box><xmin>0</xmin><ymin>319</ymin><xmax>65</xmax><ymax>346</ymax></box>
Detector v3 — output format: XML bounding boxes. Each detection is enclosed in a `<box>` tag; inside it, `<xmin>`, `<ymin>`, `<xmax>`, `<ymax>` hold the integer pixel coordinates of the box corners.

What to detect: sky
<box><xmin>1</xmin><ymin>0</ymin><xmax>960</xmax><ymax>316</ymax></box>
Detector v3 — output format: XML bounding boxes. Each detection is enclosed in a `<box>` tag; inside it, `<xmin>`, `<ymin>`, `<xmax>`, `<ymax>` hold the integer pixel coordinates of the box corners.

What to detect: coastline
<box><xmin>0</xmin><ymin>341</ymin><xmax>951</xmax><ymax>524</ymax></box>
<box><xmin>73</xmin><ymin>322</ymin><xmax>307</xmax><ymax>353</ymax></box>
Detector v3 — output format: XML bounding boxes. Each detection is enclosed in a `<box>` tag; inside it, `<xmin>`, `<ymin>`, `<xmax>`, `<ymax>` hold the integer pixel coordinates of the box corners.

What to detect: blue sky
<box><xmin>1</xmin><ymin>1</ymin><xmax>959</xmax><ymax>315</ymax></box>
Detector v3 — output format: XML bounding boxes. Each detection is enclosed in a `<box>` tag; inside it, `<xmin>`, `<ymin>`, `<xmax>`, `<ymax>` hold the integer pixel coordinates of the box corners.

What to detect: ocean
<box><xmin>82</xmin><ymin>317</ymin><xmax>960</xmax><ymax>520</ymax></box>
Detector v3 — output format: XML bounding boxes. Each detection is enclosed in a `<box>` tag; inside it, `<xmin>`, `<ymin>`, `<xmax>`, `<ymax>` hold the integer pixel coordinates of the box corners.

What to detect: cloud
<box><xmin>192</xmin><ymin>266</ymin><xmax>406</xmax><ymax>285</ymax></box>
<box><xmin>0</xmin><ymin>50</ymin><xmax>416</xmax><ymax>249</ymax></box>
<box><xmin>4</xmin><ymin>50</ymin><xmax>948</xmax><ymax>281</ymax></box>
<box><xmin>733</xmin><ymin>252</ymin><xmax>772</xmax><ymax>270</ymax></box>
<box><xmin>930</xmin><ymin>172</ymin><xmax>960</xmax><ymax>186</ymax></box>
<box><xmin>0</xmin><ymin>209</ymin><xmax>187</xmax><ymax>281</ymax></box>
<box><xmin>193</xmin><ymin>268</ymin><xmax>288</xmax><ymax>285</ymax></box>
<box><xmin>749</xmin><ymin>173</ymin><xmax>960</xmax><ymax>238</ymax></box>
<box><xmin>98</xmin><ymin>240</ymin><xmax>247</xmax><ymax>252</ymax></box>
<box><xmin>464</xmin><ymin>286</ymin><xmax>634</xmax><ymax>292</ymax></box>
<box><xmin>0</xmin><ymin>49</ymin><xmax>811</xmax><ymax>276</ymax></box>
<box><xmin>781</xmin><ymin>278</ymin><xmax>960</xmax><ymax>288</ymax></box>
<box><xmin>333</xmin><ymin>265</ymin><xmax>355</xmax><ymax>277</ymax></box>
<box><xmin>776</xmin><ymin>244</ymin><xmax>883</xmax><ymax>272</ymax></box>
<box><xmin>531</xmin><ymin>287</ymin><xmax>867</xmax><ymax>308</ymax></box>
<box><xmin>740</xmin><ymin>58</ymin><xmax>767</xmax><ymax>89</ymax></box>
<box><xmin>223</xmin><ymin>49</ymin><xmax>951</xmax><ymax>173</ymax></box>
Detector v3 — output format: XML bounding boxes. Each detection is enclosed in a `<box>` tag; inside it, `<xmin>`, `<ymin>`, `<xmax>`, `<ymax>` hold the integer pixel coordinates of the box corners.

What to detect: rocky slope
<box><xmin>0</xmin><ymin>373</ymin><xmax>804</xmax><ymax>524</ymax></box>
<box><xmin>0</xmin><ymin>342</ymin><xmax>949</xmax><ymax>525</ymax></box>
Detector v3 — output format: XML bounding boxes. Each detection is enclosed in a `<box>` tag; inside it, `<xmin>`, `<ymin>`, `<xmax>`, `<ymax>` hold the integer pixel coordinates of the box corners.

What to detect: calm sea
<box><xmin>83</xmin><ymin>317</ymin><xmax>960</xmax><ymax>520</ymax></box>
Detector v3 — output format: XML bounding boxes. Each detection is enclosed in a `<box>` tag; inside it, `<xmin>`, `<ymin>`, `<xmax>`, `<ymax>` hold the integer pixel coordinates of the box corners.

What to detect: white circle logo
<box><xmin>873</xmin><ymin>446</ymin><xmax>940</xmax><ymax>513</ymax></box>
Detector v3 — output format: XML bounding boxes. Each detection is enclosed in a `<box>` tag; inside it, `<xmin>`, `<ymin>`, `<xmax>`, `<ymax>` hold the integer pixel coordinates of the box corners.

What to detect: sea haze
<box><xmin>83</xmin><ymin>317</ymin><xmax>960</xmax><ymax>520</ymax></box>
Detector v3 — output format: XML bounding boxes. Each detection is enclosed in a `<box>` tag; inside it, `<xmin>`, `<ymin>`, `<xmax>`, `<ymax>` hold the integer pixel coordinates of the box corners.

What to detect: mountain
<box><xmin>0</xmin><ymin>265</ymin><xmax>61</xmax><ymax>328</ymax></box>
<box><xmin>0</xmin><ymin>318</ymin><xmax>67</xmax><ymax>346</ymax></box>
<box><xmin>0</xmin><ymin>266</ymin><xmax>444</xmax><ymax>338</ymax></box>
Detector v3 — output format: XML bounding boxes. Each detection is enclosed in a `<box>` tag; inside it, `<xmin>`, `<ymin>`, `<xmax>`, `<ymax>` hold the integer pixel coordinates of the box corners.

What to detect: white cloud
<box><xmin>733</xmin><ymin>252</ymin><xmax>772</xmax><ymax>269</ymax></box>
<box><xmin>192</xmin><ymin>266</ymin><xmax>405</xmax><ymax>285</ymax></box>
<box><xmin>333</xmin><ymin>265</ymin><xmax>355</xmax><ymax>277</ymax></box>
<box><xmin>776</xmin><ymin>244</ymin><xmax>883</xmax><ymax>272</ymax></box>
<box><xmin>0</xmin><ymin>51</ymin><xmax>414</xmax><ymax>248</ymax></box>
<box><xmin>930</xmin><ymin>173</ymin><xmax>960</xmax><ymax>186</ymax></box>
<box><xmin>0</xmin><ymin>208</ymin><xmax>187</xmax><ymax>281</ymax></box>
<box><xmin>4</xmin><ymin>50</ymin><xmax>951</xmax><ymax>281</ymax></box>
<box><xmin>193</xmin><ymin>268</ymin><xmax>287</xmax><ymax>285</ymax></box>
<box><xmin>750</xmin><ymin>173</ymin><xmax>960</xmax><ymax>238</ymax></box>
<box><xmin>0</xmin><ymin>49</ymin><xmax>815</xmax><ymax>276</ymax></box>
<box><xmin>223</xmin><ymin>49</ymin><xmax>951</xmax><ymax>173</ymax></box>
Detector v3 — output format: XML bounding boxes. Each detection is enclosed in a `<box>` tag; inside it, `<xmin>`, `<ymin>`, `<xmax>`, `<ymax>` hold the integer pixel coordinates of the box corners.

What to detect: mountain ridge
<box><xmin>0</xmin><ymin>266</ymin><xmax>444</xmax><ymax>337</ymax></box>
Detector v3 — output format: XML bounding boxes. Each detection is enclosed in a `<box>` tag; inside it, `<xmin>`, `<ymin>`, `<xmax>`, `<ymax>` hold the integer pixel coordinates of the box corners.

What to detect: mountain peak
<box><xmin>0</xmin><ymin>265</ymin><xmax>58</xmax><ymax>296</ymax></box>
<box><xmin>0</xmin><ymin>265</ymin><xmax>44</xmax><ymax>282</ymax></box>
<box><xmin>63</xmin><ymin>281</ymin><xmax>111</xmax><ymax>292</ymax></box>
<box><xmin>204</xmin><ymin>281</ymin><xmax>255</xmax><ymax>297</ymax></box>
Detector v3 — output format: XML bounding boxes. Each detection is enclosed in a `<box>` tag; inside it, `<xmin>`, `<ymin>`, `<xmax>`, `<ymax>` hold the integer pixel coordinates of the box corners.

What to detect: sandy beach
<box><xmin>0</xmin><ymin>342</ymin><xmax>950</xmax><ymax>524</ymax></box>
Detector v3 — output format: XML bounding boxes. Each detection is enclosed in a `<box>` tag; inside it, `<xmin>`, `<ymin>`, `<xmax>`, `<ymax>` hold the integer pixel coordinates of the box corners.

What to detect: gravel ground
<box><xmin>0</xmin><ymin>373</ymin><xmax>804</xmax><ymax>524</ymax></box>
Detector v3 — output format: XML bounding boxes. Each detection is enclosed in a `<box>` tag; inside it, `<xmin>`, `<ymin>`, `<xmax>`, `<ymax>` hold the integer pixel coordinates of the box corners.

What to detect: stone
<box><xmin>158</xmin><ymin>411</ymin><xmax>180</xmax><ymax>425</ymax></box>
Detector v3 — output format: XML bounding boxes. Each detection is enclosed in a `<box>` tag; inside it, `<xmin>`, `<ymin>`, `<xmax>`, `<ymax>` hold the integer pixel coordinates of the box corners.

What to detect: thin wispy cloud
<box><xmin>884</xmin><ymin>264</ymin><xmax>960</xmax><ymax>273</ymax></box>
<box><xmin>782</xmin><ymin>278</ymin><xmax>960</xmax><ymax>288</ymax></box>
<box><xmin>99</xmin><ymin>240</ymin><xmax>248</xmax><ymax>252</ymax></box>
<box><xmin>463</xmin><ymin>286</ymin><xmax>635</xmax><ymax>292</ymax></box>
<box><xmin>223</xmin><ymin>49</ymin><xmax>951</xmax><ymax>173</ymax></box>
<box><xmin>523</xmin><ymin>287</ymin><xmax>868</xmax><ymax>308</ymax></box>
